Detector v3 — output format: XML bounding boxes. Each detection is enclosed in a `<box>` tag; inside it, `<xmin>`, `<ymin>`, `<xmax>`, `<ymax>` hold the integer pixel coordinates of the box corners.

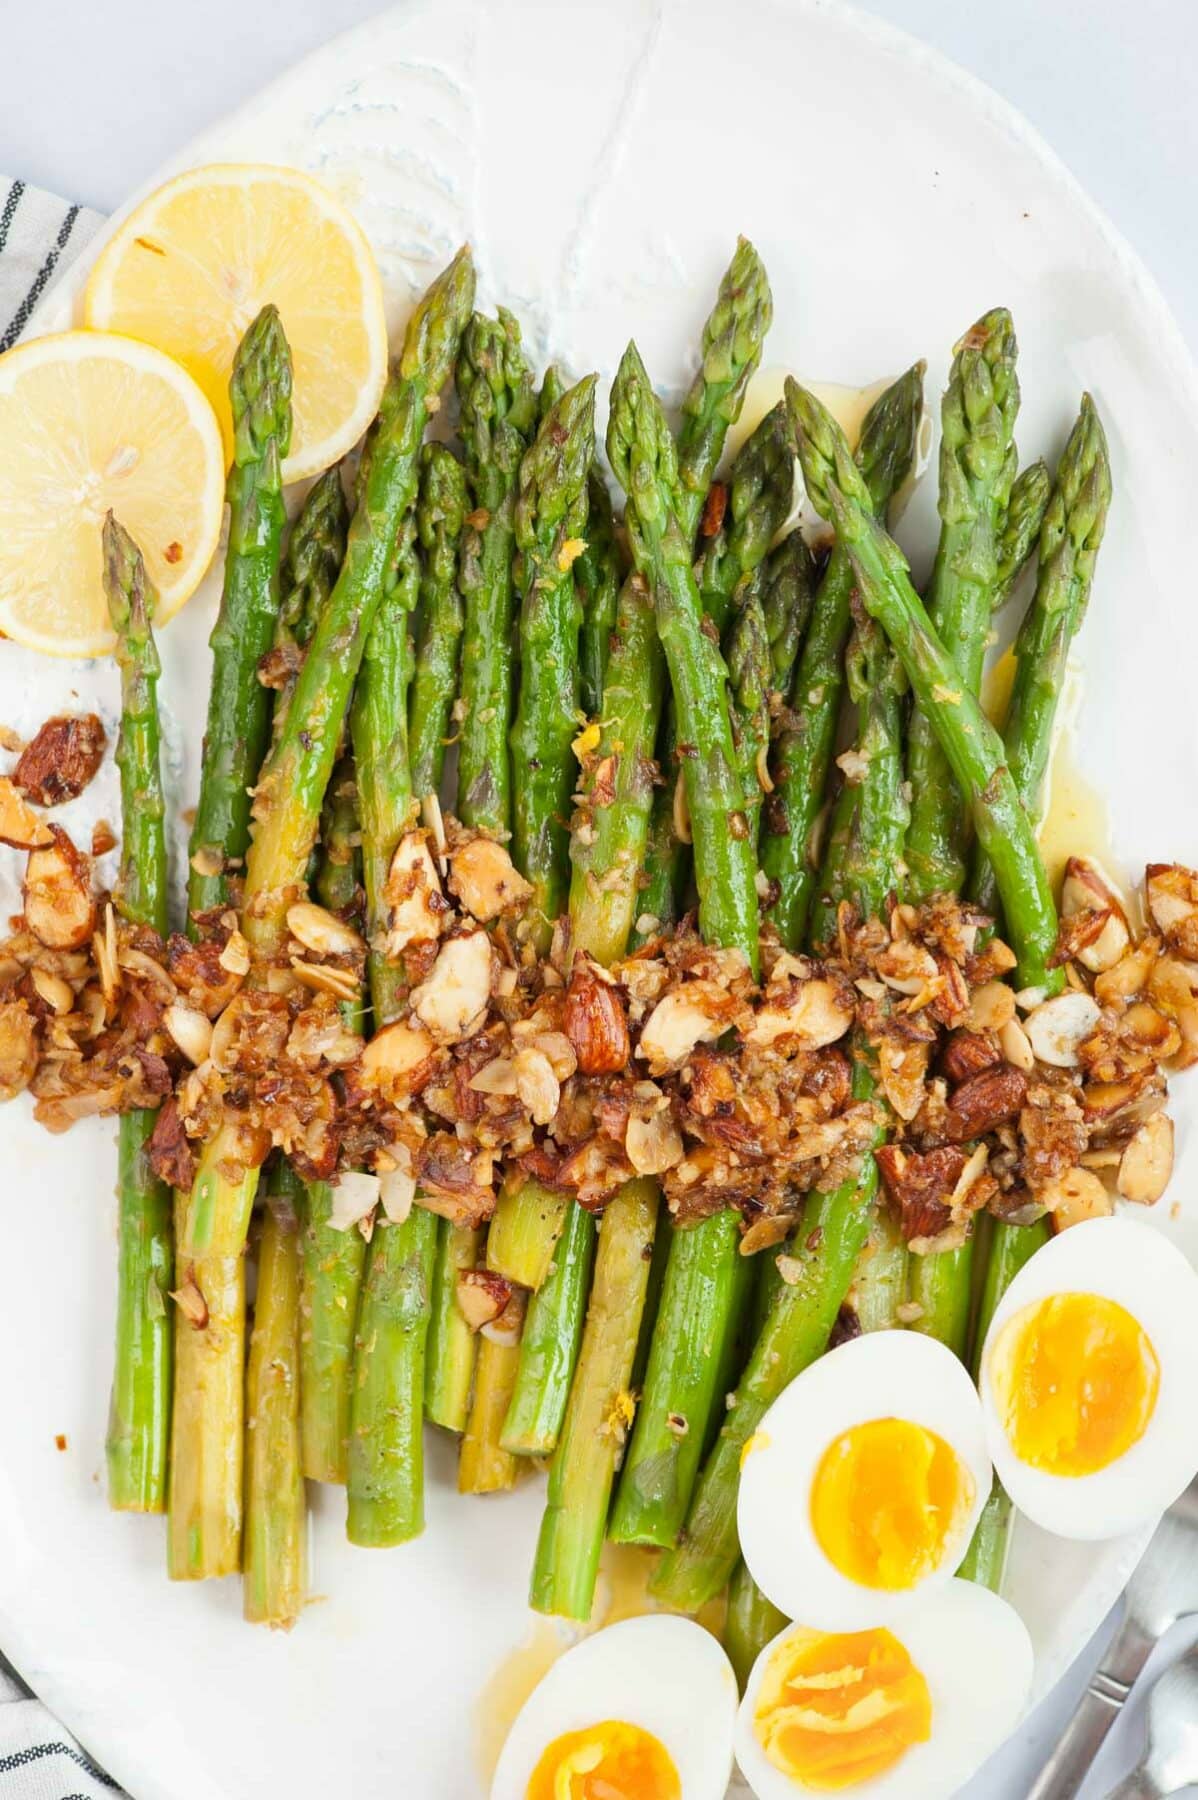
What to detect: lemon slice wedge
<box><xmin>0</xmin><ymin>329</ymin><xmax>225</xmax><ymax>658</ymax></box>
<box><xmin>83</xmin><ymin>162</ymin><xmax>389</xmax><ymax>482</ymax></box>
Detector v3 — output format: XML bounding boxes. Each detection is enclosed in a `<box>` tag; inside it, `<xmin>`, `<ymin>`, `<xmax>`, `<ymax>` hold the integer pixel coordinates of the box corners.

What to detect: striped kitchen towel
<box><xmin>0</xmin><ymin>178</ymin><xmax>125</xmax><ymax>1799</ymax></box>
<box><xmin>0</xmin><ymin>176</ymin><xmax>102</xmax><ymax>352</ymax></box>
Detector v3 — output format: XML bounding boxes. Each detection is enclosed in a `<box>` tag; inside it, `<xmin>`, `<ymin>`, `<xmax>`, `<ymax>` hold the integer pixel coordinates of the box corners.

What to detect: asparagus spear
<box><xmin>187</xmin><ymin>305</ymin><xmax>293</xmax><ymax>918</ymax></box>
<box><xmin>425</xmin><ymin>1217</ymin><xmax>483</xmax><ymax>1433</ymax></box>
<box><xmin>957</xmin><ymin>1217</ymin><xmax>1050</xmax><ymax>1588</ymax></box>
<box><xmin>167</xmin><ymin>311</ymin><xmax>295</xmax><ymax>1572</ymax></box>
<box><xmin>346</xmin><ymin>506</ymin><xmax>442</xmax><ymax>1548</ymax></box>
<box><xmin>725</xmin><ymin>1558</ymin><xmax>787</xmax><ymax>1694</ymax></box>
<box><xmin>409</xmin><ymin>443</ymin><xmax>469</xmax><ymax>802</ymax></box>
<box><xmin>994</xmin><ymin>460</ymin><xmax>1052</xmax><ymax>610</ymax></box>
<box><xmin>527</xmin><ymin>252</ymin><xmax>772</xmax><ymax>1616</ymax></box>
<box><xmin>277</xmin><ymin>466</ymin><xmax>348</xmax><ymax>661</ymax></box>
<box><xmin>102</xmin><ymin>516</ymin><xmax>172</xmax><ymax>1515</ymax></box>
<box><xmin>510</xmin><ymin>374</ymin><xmax>598</xmax><ymax>944</ymax></box>
<box><xmin>904</xmin><ymin>310</ymin><xmax>1020</xmax><ymax>903</ymax></box>
<box><xmin>299</xmin><ymin>764</ymin><xmax>367</xmax><ymax>1483</ymax></box>
<box><xmin>576</xmin><ymin>469</ymin><xmax>622</xmax><ymax>720</ymax></box>
<box><xmin>606</xmin><ymin>342</ymin><xmax>762</xmax><ymax>1549</ymax></box>
<box><xmin>454</xmin><ymin>308</ymin><xmax>537</xmax><ymax>836</ymax></box>
<box><xmin>696</xmin><ymin>402</ymin><xmax>795</xmax><ymax>632</ymax></box>
<box><xmin>761</xmin><ymin>527</ymin><xmax>818</xmax><ymax>703</ymax></box>
<box><xmin>958</xmin><ymin>398</ymin><xmax>1110</xmax><ymax>1583</ymax></box>
<box><xmin>461</xmin><ymin>377</ymin><xmax>597</xmax><ymax>1483</ymax></box>
<box><xmin>970</xmin><ymin>394</ymin><xmax>1112</xmax><ymax>915</ymax></box>
<box><xmin>785</xmin><ymin>378</ymin><xmax>1063</xmax><ymax>994</ymax></box>
<box><xmin>651</xmin><ymin>384</ymin><xmax>922</xmax><ymax>1603</ymax></box>
<box><xmin>171</xmin><ymin>248</ymin><xmax>475</xmax><ymax>1578</ymax></box>
<box><xmin>244</xmin><ymin>1162</ymin><xmax>306</xmax><ymax>1627</ymax></box>
<box><xmin>759</xmin><ymin>366</ymin><xmax>925</xmax><ymax>951</ymax></box>
<box><xmin>724</xmin><ymin>578</ymin><xmax>772</xmax><ymax>847</ymax></box>
<box><xmin>501</xmin><ymin>1200</ymin><xmax>596</xmax><ymax>1455</ymax></box>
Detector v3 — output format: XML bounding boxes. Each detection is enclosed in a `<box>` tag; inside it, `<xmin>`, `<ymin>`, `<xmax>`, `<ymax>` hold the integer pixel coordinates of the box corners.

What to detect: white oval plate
<box><xmin>1</xmin><ymin>1</ymin><xmax>1195</xmax><ymax>1796</ymax></box>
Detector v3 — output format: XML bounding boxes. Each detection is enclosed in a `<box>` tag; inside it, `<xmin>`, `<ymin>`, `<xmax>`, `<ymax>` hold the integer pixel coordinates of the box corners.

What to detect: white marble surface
<box><xmin>4</xmin><ymin>2</ymin><xmax>1198</xmax><ymax>1796</ymax></box>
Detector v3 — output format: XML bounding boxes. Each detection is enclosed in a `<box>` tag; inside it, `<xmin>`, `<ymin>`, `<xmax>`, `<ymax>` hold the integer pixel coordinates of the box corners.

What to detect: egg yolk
<box><xmin>990</xmin><ymin>1291</ymin><xmax>1160</xmax><ymax>1477</ymax></box>
<box><xmin>754</xmin><ymin>1625</ymin><xmax>933</xmax><ymax>1790</ymax></box>
<box><xmin>526</xmin><ymin>1720</ymin><xmax>681</xmax><ymax>1800</ymax></box>
<box><xmin>809</xmin><ymin>1418</ymin><xmax>974</xmax><ymax>1590</ymax></box>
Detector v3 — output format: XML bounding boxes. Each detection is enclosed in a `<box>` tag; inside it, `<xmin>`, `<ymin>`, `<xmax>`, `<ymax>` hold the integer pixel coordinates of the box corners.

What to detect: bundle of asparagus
<box><xmin>21</xmin><ymin>225</ymin><xmax>1182</xmax><ymax>1680</ymax></box>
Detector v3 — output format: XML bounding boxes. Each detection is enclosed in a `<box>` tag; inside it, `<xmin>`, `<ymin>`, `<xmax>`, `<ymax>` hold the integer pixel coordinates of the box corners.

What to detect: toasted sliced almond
<box><xmin>447</xmin><ymin>836</ymin><xmax>533</xmax><ymax>923</ymax></box>
<box><xmin>287</xmin><ymin>900</ymin><xmax>364</xmax><ymax>956</ymax></box>
<box><xmin>748</xmin><ymin>976</ymin><xmax>854</xmax><ymax>1051</ymax></box>
<box><xmin>384</xmin><ymin>833</ymin><xmax>446</xmax><ymax>954</ymax></box>
<box><xmin>1024</xmin><ymin>991</ymin><xmax>1101</xmax><ymax>1067</ymax></box>
<box><xmin>456</xmin><ymin>1267</ymin><xmax>512</xmax><ymax>1332</ymax></box>
<box><xmin>638</xmin><ymin>989</ymin><xmax>727</xmax><ymax>1074</ymax></box>
<box><xmin>218</xmin><ymin>929</ymin><xmax>251</xmax><ymax>977</ymax></box>
<box><xmin>30</xmin><ymin>966</ymin><xmax>74</xmax><ymax>1015</ymax></box>
<box><xmin>1061</xmin><ymin>858</ymin><xmax>1131</xmax><ymax>973</ymax></box>
<box><xmin>999</xmin><ymin>1016</ymin><xmax>1035</xmax><ymax>1073</ymax></box>
<box><xmin>411</xmin><ymin>930</ymin><xmax>493</xmax><ymax>1043</ymax></box>
<box><xmin>1117</xmin><ymin>1111</ymin><xmax>1174</xmax><ymax>1204</ymax></box>
<box><xmin>1148</xmin><ymin>956</ymin><xmax>1198</xmax><ymax>1067</ymax></box>
<box><xmin>1146</xmin><ymin>863</ymin><xmax>1198</xmax><ymax>959</ymax></box>
<box><xmin>360</xmin><ymin>1020</ymin><xmax>436</xmax><ymax>1092</ymax></box>
<box><xmin>512</xmin><ymin>1045</ymin><xmax>560</xmax><ymax>1126</ymax></box>
<box><xmin>966</xmin><ymin>980</ymin><xmax>1017</xmax><ymax>1033</ymax></box>
<box><xmin>163</xmin><ymin>1003</ymin><xmax>213</xmax><ymax>1064</ymax></box>
<box><xmin>379</xmin><ymin>1147</ymin><xmax>416</xmax><ymax>1225</ymax></box>
<box><xmin>23</xmin><ymin>827</ymin><xmax>95</xmax><ymax>949</ymax></box>
<box><xmin>1045</xmin><ymin>1166</ymin><xmax>1114</xmax><ymax>1231</ymax></box>
<box><xmin>328</xmin><ymin>1170</ymin><xmax>380</xmax><ymax>1232</ymax></box>
<box><xmin>469</xmin><ymin>1056</ymin><xmax>518</xmax><ymax>1096</ymax></box>
<box><xmin>289</xmin><ymin>958</ymin><xmax>360</xmax><ymax>1003</ymax></box>
<box><xmin>626</xmin><ymin>1107</ymin><xmax>684</xmax><ymax>1175</ymax></box>
<box><xmin>0</xmin><ymin>776</ymin><xmax>54</xmax><ymax>850</ymax></box>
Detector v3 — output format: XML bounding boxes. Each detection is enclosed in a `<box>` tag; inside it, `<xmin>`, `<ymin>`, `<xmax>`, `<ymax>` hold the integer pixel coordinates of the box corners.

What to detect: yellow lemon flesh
<box><xmin>0</xmin><ymin>330</ymin><xmax>225</xmax><ymax>657</ymax></box>
<box><xmin>84</xmin><ymin>162</ymin><xmax>388</xmax><ymax>481</ymax></box>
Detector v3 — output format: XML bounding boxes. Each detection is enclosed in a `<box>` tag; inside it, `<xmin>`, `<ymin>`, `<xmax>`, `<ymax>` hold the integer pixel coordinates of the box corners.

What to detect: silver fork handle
<box><xmin>1025</xmin><ymin>1614</ymin><xmax>1155</xmax><ymax>1800</ymax></box>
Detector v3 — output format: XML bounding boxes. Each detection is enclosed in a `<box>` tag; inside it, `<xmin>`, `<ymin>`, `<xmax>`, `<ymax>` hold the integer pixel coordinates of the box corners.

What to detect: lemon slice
<box><xmin>0</xmin><ymin>329</ymin><xmax>226</xmax><ymax>658</ymax></box>
<box><xmin>84</xmin><ymin>162</ymin><xmax>389</xmax><ymax>482</ymax></box>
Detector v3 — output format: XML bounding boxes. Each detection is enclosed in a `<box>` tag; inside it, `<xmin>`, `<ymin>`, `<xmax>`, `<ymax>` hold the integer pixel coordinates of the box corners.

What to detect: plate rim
<box><xmin>2</xmin><ymin>0</ymin><xmax>1188</xmax><ymax>1788</ymax></box>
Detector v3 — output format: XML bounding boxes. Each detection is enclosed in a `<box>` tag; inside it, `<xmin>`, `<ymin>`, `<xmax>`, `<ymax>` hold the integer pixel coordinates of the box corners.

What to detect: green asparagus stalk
<box><xmin>299</xmin><ymin>765</ymin><xmax>367</xmax><ymax>1484</ymax></box>
<box><xmin>606</xmin><ymin>342</ymin><xmax>762</xmax><ymax>1549</ymax></box>
<box><xmin>675</xmin><ymin>238</ymin><xmax>774</xmax><ymax>535</ymax></box>
<box><xmin>244</xmin><ymin>1163</ymin><xmax>306</xmax><ymax>1627</ymax></box>
<box><xmin>576</xmin><ymin>469</ymin><xmax>623</xmax><ymax>720</ymax></box>
<box><xmin>172</xmin><ymin>248</ymin><xmax>474</xmax><ymax>1579</ymax></box>
<box><xmin>409</xmin><ymin>443</ymin><xmax>469</xmax><ymax>801</ymax></box>
<box><xmin>759</xmin><ymin>365</ymin><xmax>925</xmax><ymax>951</ymax></box>
<box><xmin>346</xmin><ymin>503</ymin><xmax>438</xmax><ymax>1548</ymax></box>
<box><xmin>957</xmin><ymin>1217</ymin><xmax>1050</xmax><ymax>1587</ymax></box>
<box><xmin>724</xmin><ymin>578</ymin><xmax>772</xmax><ymax>847</ymax></box>
<box><xmin>994</xmin><ymin>460</ymin><xmax>1052</xmax><ymax>610</ymax></box>
<box><xmin>527</xmin><ymin>249</ymin><xmax>772</xmax><ymax>1616</ymax></box>
<box><xmin>459</xmin><ymin>1292</ymin><xmax>526</xmax><ymax>1494</ymax></box>
<box><xmin>454</xmin><ymin>308</ymin><xmax>537</xmax><ymax>836</ymax></box>
<box><xmin>277</xmin><ymin>466</ymin><xmax>348</xmax><ymax>660</ymax></box>
<box><xmin>761</xmin><ymin>528</ymin><xmax>818</xmax><ymax>702</ymax></box>
<box><xmin>187</xmin><ymin>305</ymin><xmax>293</xmax><ymax>918</ymax></box>
<box><xmin>501</xmin><ymin>1202</ymin><xmax>596</xmax><ymax>1455</ymax></box>
<box><xmin>425</xmin><ymin>1220</ymin><xmax>483</xmax><ymax>1433</ymax></box>
<box><xmin>652</xmin><ymin>404</ymin><xmax>918</xmax><ymax>1605</ymax></box>
<box><xmin>102</xmin><ymin>516</ymin><xmax>172</xmax><ymax>1515</ymax></box>
<box><xmin>725</xmin><ymin>1558</ymin><xmax>787</xmax><ymax>1694</ymax></box>
<box><xmin>510</xmin><ymin>374</ymin><xmax>598</xmax><ymax>944</ymax></box>
<box><xmin>969</xmin><ymin>395</ymin><xmax>1112</xmax><ymax>915</ymax></box>
<box><xmin>904</xmin><ymin>310</ymin><xmax>1020</xmax><ymax>903</ymax></box>
<box><xmin>785</xmin><ymin>378</ymin><xmax>1064</xmax><ymax>995</ymax></box>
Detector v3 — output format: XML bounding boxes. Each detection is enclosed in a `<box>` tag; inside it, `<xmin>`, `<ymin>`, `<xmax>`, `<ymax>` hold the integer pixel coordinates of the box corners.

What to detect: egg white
<box><xmin>737</xmin><ymin>1329</ymin><xmax>991</xmax><ymax>1628</ymax></box>
<box><xmin>490</xmin><ymin>1614</ymin><xmax>737</xmax><ymax>1800</ymax></box>
<box><xmin>979</xmin><ymin>1214</ymin><xmax>1198</xmax><ymax>1540</ymax></box>
<box><xmin>734</xmin><ymin>1581</ymin><xmax>1033</xmax><ymax>1800</ymax></box>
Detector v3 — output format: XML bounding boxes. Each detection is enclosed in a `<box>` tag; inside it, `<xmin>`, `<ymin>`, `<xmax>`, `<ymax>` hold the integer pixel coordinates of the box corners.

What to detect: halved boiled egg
<box><xmin>979</xmin><ymin>1214</ymin><xmax>1198</xmax><ymax>1539</ymax></box>
<box><xmin>490</xmin><ymin>1614</ymin><xmax>737</xmax><ymax>1800</ymax></box>
<box><xmin>735</xmin><ymin>1581</ymin><xmax>1033</xmax><ymax>1799</ymax></box>
<box><xmin>737</xmin><ymin>1331</ymin><xmax>990</xmax><ymax>1628</ymax></box>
